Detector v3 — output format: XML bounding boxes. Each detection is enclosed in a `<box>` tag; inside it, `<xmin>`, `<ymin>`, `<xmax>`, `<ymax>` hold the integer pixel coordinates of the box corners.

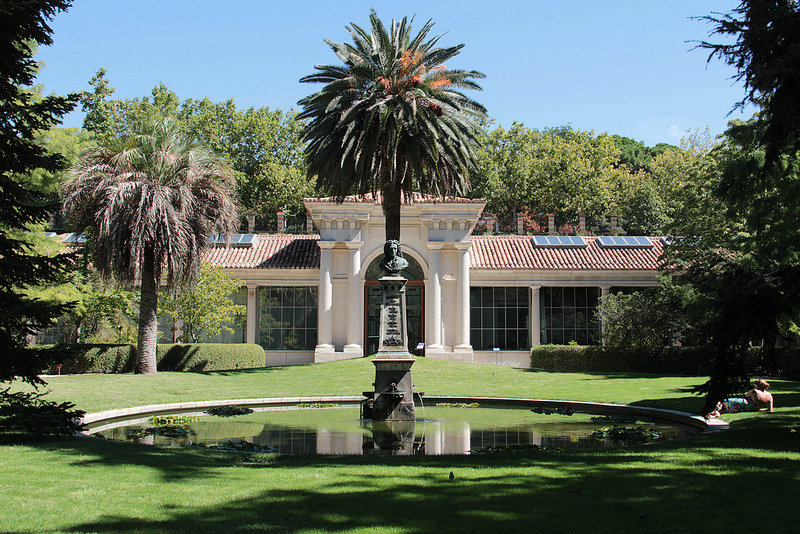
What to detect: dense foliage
<box><xmin>660</xmin><ymin>0</ymin><xmax>800</xmax><ymax>409</ymax></box>
<box><xmin>595</xmin><ymin>281</ymin><xmax>707</xmax><ymax>348</ymax></box>
<box><xmin>0</xmin><ymin>388</ymin><xmax>84</xmax><ymax>437</ymax></box>
<box><xmin>471</xmin><ymin>124</ymin><xmax>680</xmax><ymax>235</ymax></box>
<box><xmin>81</xmin><ymin>72</ymin><xmax>310</xmax><ymax>229</ymax></box>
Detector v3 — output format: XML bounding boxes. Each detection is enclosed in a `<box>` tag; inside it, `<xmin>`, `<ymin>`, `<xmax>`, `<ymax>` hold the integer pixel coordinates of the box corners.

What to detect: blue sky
<box><xmin>36</xmin><ymin>0</ymin><xmax>749</xmax><ymax>146</ymax></box>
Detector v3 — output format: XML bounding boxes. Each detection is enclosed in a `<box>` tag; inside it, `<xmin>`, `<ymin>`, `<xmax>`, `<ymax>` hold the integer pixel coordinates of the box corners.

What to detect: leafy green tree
<box><xmin>298</xmin><ymin>11</ymin><xmax>487</xmax><ymax>244</ymax></box>
<box><xmin>472</xmin><ymin>122</ymin><xmax>538</xmax><ymax>223</ymax></box>
<box><xmin>473</xmin><ymin>124</ymin><xmax>634</xmax><ymax>232</ymax></box>
<box><xmin>244</xmin><ymin>161</ymin><xmax>314</xmax><ymax>230</ymax></box>
<box><xmin>0</xmin><ymin>0</ymin><xmax>79</xmax><ymax>385</ymax></box>
<box><xmin>160</xmin><ymin>264</ymin><xmax>246</xmax><ymax>343</ymax></box>
<box><xmin>596</xmin><ymin>280</ymin><xmax>706</xmax><ymax>348</ymax></box>
<box><xmin>613</xmin><ymin>173</ymin><xmax>670</xmax><ymax>236</ymax></box>
<box><xmin>611</xmin><ymin>135</ymin><xmax>676</xmax><ymax>174</ymax></box>
<box><xmin>62</xmin><ymin>115</ymin><xmax>239</xmax><ymax>374</ymax></box>
<box><xmin>81</xmin><ymin>72</ymin><xmax>309</xmax><ymax>226</ymax></box>
<box><xmin>535</xmin><ymin>129</ymin><xmax>619</xmax><ymax>226</ymax></box>
<box><xmin>178</xmin><ymin>94</ymin><xmax>309</xmax><ymax>223</ymax></box>
<box><xmin>651</xmin><ymin>128</ymin><xmax>723</xmax><ymax>239</ymax></box>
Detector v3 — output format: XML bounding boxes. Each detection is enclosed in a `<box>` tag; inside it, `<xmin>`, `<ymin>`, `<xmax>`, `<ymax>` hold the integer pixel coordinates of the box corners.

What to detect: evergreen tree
<box><xmin>674</xmin><ymin>0</ymin><xmax>800</xmax><ymax>410</ymax></box>
<box><xmin>0</xmin><ymin>0</ymin><xmax>79</xmax><ymax>385</ymax></box>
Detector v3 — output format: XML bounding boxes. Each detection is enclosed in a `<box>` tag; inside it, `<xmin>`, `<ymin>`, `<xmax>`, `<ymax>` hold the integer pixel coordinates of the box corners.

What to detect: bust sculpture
<box><xmin>379</xmin><ymin>239</ymin><xmax>409</xmax><ymax>275</ymax></box>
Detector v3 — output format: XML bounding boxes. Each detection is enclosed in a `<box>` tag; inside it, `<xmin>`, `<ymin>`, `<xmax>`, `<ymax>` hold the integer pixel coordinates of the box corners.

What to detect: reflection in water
<box><xmin>369</xmin><ymin>421</ymin><xmax>418</xmax><ymax>455</ymax></box>
<box><xmin>90</xmin><ymin>406</ymin><xmax>695</xmax><ymax>455</ymax></box>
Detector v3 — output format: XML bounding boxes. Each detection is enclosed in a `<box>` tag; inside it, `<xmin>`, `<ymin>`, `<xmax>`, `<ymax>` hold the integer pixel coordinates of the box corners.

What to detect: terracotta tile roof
<box><xmin>306</xmin><ymin>192</ymin><xmax>485</xmax><ymax>205</ymax></box>
<box><xmin>202</xmin><ymin>234</ymin><xmax>662</xmax><ymax>272</ymax></box>
<box><xmin>470</xmin><ymin>235</ymin><xmax>663</xmax><ymax>271</ymax></box>
<box><xmin>202</xmin><ymin>234</ymin><xmax>320</xmax><ymax>269</ymax></box>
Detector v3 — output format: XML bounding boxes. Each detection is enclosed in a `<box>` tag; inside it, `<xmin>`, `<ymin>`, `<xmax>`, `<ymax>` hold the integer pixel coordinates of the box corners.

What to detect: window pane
<box><xmin>483</xmin><ymin>308</ymin><xmax>494</xmax><ymax>329</ymax></box>
<box><xmin>471</xmin><ymin>306</ymin><xmax>481</xmax><ymax>328</ymax></box>
<box><xmin>481</xmin><ymin>287</ymin><xmax>493</xmax><ymax>307</ymax></box>
<box><xmin>505</xmin><ymin>287</ymin><xmax>518</xmax><ymax>307</ymax></box>
<box><xmin>470</xmin><ymin>286</ymin><xmax>530</xmax><ymax>352</ymax></box>
<box><xmin>564</xmin><ymin>309</ymin><xmax>576</xmax><ymax>328</ymax></box>
<box><xmin>507</xmin><ymin>308</ymin><xmax>518</xmax><ymax>328</ymax></box>
<box><xmin>576</xmin><ymin>288</ymin><xmax>587</xmax><ymax>307</ymax></box>
<box><xmin>494</xmin><ymin>308</ymin><xmax>506</xmax><ymax>329</ymax></box>
<box><xmin>539</xmin><ymin>287</ymin><xmax>600</xmax><ymax>346</ymax></box>
<box><xmin>470</xmin><ymin>287</ymin><xmax>481</xmax><ymax>306</ymax></box>
<box><xmin>258</xmin><ymin>286</ymin><xmax>318</xmax><ymax>351</ymax></box>
<box><xmin>564</xmin><ymin>287</ymin><xmax>575</xmax><ymax>307</ymax></box>
<box><xmin>407</xmin><ymin>289</ymin><xmax>420</xmax><ymax>306</ymax></box>
<box><xmin>551</xmin><ymin>288</ymin><xmax>563</xmax><ymax>308</ymax></box>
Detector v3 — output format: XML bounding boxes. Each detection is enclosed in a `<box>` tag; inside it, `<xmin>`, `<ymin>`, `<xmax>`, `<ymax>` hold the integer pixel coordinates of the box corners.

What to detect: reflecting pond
<box><xmin>89</xmin><ymin>404</ymin><xmax>698</xmax><ymax>455</ymax></box>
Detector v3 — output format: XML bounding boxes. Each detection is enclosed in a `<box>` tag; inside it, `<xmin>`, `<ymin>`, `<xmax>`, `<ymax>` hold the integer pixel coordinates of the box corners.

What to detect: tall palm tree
<box><xmin>63</xmin><ymin>115</ymin><xmax>238</xmax><ymax>374</ymax></box>
<box><xmin>298</xmin><ymin>10</ymin><xmax>487</xmax><ymax>245</ymax></box>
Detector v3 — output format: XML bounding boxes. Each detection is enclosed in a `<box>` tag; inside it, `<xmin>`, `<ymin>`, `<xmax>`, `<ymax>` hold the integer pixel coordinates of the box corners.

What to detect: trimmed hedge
<box><xmin>36</xmin><ymin>343</ymin><xmax>265</xmax><ymax>374</ymax></box>
<box><xmin>156</xmin><ymin>343</ymin><xmax>265</xmax><ymax>372</ymax></box>
<box><xmin>530</xmin><ymin>345</ymin><xmax>800</xmax><ymax>377</ymax></box>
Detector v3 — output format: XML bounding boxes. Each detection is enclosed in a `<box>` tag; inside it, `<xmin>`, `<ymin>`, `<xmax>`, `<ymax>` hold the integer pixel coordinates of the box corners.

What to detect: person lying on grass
<box><xmin>706</xmin><ymin>378</ymin><xmax>774</xmax><ymax>419</ymax></box>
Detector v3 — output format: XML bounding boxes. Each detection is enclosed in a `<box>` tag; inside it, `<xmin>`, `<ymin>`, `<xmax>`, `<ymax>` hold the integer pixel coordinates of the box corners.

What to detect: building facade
<box><xmin>196</xmin><ymin>194</ymin><xmax>664</xmax><ymax>367</ymax></box>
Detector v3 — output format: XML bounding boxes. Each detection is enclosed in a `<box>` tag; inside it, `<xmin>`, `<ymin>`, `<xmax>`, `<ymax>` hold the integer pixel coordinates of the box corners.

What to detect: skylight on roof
<box><xmin>532</xmin><ymin>235</ymin><xmax>587</xmax><ymax>248</ymax></box>
<box><xmin>208</xmin><ymin>234</ymin><xmax>258</xmax><ymax>248</ymax></box>
<box><xmin>597</xmin><ymin>236</ymin><xmax>653</xmax><ymax>249</ymax></box>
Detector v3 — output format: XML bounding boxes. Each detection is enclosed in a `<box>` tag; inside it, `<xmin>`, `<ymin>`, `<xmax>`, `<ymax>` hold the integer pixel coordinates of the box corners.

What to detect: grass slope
<box><xmin>3</xmin><ymin>357</ymin><xmax>799</xmax><ymax>533</ymax></box>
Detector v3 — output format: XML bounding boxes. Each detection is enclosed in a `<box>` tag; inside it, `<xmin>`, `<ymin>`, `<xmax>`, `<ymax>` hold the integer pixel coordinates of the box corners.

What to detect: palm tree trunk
<box><xmin>381</xmin><ymin>167</ymin><xmax>402</xmax><ymax>242</ymax></box>
<box><xmin>137</xmin><ymin>247</ymin><xmax>159</xmax><ymax>374</ymax></box>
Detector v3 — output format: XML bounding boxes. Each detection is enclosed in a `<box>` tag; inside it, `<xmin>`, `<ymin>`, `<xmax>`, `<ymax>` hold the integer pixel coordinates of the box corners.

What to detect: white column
<box><xmin>316</xmin><ymin>241</ymin><xmax>336</xmax><ymax>354</ymax></box>
<box><xmin>600</xmin><ymin>285</ymin><xmax>611</xmax><ymax>347</ymax></box>
<box><xmin>454</xmin><ymin>242</ymin><xmax>472</xmax><ymax>351</ymax></box>
<box><xmin>530</xmin><ymin>285</ymin><xmax>541</xmax><ymax>347</ymax></box>
<box><xmin>344</xmin><ymin>241</ymin><xmax>363</xmax><ymax>356</ymax></box>
<box><xmin>246</xmin><ymin>285</ymin><xmax>257</xmax><ymax>344</ymax></box>
<box><xmin>426</xmin><ymin>242</ymin><xmax>444</xmax><ymax>349</ymax></box>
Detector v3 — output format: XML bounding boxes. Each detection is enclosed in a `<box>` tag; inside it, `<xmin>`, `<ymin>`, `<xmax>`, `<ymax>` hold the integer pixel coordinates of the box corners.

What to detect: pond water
<box><xmin>89</xmin><ymin>404</ymin><xmax>698</xmax><ymax>455</ymax></box>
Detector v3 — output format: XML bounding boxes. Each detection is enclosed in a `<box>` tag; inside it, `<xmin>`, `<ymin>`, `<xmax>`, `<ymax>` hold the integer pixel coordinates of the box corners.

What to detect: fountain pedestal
<box><xmin>371</xmin><ymin>275</ymin><xmax>415</xmax><ymax>422</ymax></box>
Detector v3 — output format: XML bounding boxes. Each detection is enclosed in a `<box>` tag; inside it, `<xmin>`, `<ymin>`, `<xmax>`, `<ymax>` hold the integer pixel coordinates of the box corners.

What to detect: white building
<box><xmin>195</xmin><ymin>194</ymin><xmax>663</xmax><ymax>367</ymax></box>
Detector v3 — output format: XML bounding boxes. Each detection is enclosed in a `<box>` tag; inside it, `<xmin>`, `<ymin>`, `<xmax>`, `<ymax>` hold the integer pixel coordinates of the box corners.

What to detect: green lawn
<box><xmin>3</xmin><ymin>357</ymin><xmax>800</xmax><ymax>533</ymax></box>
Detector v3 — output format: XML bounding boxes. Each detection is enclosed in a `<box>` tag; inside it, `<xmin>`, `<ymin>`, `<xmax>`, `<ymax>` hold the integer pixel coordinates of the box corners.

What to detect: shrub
<box><xmin>530</xmin><ymin>345</ymin><xmax>711</xmax><ymax>375</ymax></box>
<box><xmin>36</xmin><ymin>344</ymin><xmax>138</xmax><ymax>374</ymax></box>
<box><xmin>530</xmin><ymin>344</ymin><xmax>800</xmax><ymax>376</ymax></box>
<box><xmin>156</xmin><ymin>344</ymin><xmax>264</xmax><ymax>372</ymax></box>
<box><xmin>35</xmin><ymin>343</ymin><xmax>265</xmax><ymax>374</ymax></box>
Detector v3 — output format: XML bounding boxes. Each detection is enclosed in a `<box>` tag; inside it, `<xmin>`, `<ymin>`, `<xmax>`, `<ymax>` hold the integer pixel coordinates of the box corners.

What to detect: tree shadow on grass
<box><xmin>2</xmin><ymin>434</ymin><xmax>238</xmax><ymax>483</ymax></box>
<box><xmin>48</xmin><ymin>424</ymin><xmax>800</xmax><ymax>534</ymax></box>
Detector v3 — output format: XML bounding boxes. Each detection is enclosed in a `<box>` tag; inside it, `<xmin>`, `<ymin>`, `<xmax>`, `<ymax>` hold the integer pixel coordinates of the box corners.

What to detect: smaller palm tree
<box><xmin>63</xmin><ymin>115</ymin><xmax>238</xmax><ymax>374</ymax></box>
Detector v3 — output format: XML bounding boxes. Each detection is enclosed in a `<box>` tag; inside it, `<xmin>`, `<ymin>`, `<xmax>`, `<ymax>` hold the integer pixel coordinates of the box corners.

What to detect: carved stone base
<box><xmin>372</xmin><ymin>358</ymin><xmax>415</xmax><ymax>421</ymax></box>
